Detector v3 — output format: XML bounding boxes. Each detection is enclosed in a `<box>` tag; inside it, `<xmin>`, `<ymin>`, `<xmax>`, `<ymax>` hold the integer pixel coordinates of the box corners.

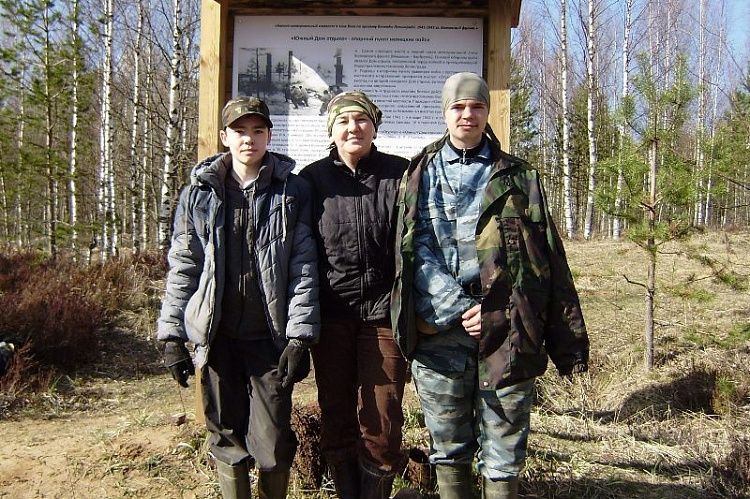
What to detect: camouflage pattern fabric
<box><xmin>413</xmin><ymin>140</ymin><xmax>493</xmax><ymax>329</ymax></box>
<box><xmin>391</xmin><ymin>127</ymin><xmax>589</xmax><ymax>390</ymax></box>
<box><xmin>411</xmin><ymin>328</ymin><xmax>535</xmax><ymax>477</ymax></box>
<box><xmin>326</xmin><ymin>91</ymin><xmax>383</xmax><ymax>136</ymax></box>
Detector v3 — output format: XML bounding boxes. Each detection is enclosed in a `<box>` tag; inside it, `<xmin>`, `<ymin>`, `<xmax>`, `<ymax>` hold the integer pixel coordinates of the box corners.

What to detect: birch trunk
<box><xmin>98</xmin><ymin>0</ymin><xmax>115</xmax><ymax>259</ymax></box>
<box><xmin>613</xmin><ymin>0</ymin><xmax>634</xmax><ymax>240</ymax></box>
<box><xmin>694</xmin><ymin>0</ymin><xmax>707</xmax><ymax>226</ymax></box>
<box><xmin>68</xmin><ymin>0</ymin><xmax>80</xmax><ymax>258</ymax></box>
<box><xmin>583</xmin><ymin>0</ymin><xmax>598</xmax><ymax>239</ymax></box>
<box><xmin>141</xmin><ymin>42</ymin><xmax>153</xmax><ymax>250</ymax></box>
<box><xmin>15</xmin><ymin>96</ymin><xmax>25</xmax><ymax>248</ymax></box>
<box><xmin>42</xmin><ymin>3</ymin><xmax>57</xmax><ymax>259</ymax></box>
<box><xmin>159</xmin><ymin>0</ymin><xmax>183</xmax><ymax>250</ymax></box>
<box><xmin>706</xmin><ymin>4</ymin><xmax>725</xmax><ymax>226</ymax></box>
<box><xmin>560</xmin><ymin>0</ymin><xmax>575</xmax><ymax>238</ymax></box>
<box><xmin>130</xmin><ymin>2</ymin><xmax>143</xmax><ymax>255</ymax></box>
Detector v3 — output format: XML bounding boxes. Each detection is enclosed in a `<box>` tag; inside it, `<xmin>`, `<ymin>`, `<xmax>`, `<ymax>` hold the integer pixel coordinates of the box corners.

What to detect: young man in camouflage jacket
<box><xmin>391</xmin><ymin>73</ymin><xmax>589</xmax><ymax>499</ymax></box>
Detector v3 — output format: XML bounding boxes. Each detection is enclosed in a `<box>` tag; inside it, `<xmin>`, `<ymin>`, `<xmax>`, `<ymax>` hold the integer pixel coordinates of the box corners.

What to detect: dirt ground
<box><xmin>0</xmin><ymin>339</ymin><xmax>215</xmax><ymax>498</ymax></box>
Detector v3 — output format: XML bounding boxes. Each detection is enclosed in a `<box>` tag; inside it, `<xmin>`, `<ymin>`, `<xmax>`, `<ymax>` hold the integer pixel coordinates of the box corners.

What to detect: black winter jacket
<box><xmin>301</xmin><ymin>146</ymin><xmax>408</xmax><ymax>322</ymax></box>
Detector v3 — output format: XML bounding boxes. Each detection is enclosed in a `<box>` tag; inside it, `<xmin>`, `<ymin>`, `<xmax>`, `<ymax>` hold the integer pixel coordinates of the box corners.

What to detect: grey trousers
<box><xmin>202</xmin><ymin>334</ymin><xmax>297</xmax><ymax>470</ymax></box>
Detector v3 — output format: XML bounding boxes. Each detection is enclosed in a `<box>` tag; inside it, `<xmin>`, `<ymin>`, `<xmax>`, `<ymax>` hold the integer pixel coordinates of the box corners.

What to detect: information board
<box><xmin>232</xmin><ymin>15</ymin><xmax>483</xmax><ymax>166</ymax></box>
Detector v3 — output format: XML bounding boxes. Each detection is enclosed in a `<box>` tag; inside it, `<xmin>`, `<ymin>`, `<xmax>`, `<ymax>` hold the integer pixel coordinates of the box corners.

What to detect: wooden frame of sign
<box><xmin>198</xmin><ymin>0</ymin><xmax>521</xmax><ymax>157</ymax></box>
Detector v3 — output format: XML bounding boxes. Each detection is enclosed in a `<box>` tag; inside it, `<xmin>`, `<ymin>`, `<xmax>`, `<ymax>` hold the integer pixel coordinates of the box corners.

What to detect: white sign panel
<box><xmin>232</xmin><ymin>16</ymin><xmax>483</xmax><ymax>167</ymax></box>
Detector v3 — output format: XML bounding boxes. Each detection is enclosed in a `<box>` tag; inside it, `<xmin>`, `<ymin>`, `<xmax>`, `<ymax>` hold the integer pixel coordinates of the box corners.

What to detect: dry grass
<box><xmin>525</xmin><ymin>230</ymin><xmax>750</xmax><ymax>499</ymax></box>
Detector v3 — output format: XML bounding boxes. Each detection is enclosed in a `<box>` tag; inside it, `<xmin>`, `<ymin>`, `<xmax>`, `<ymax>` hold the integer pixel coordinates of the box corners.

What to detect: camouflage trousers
<box><xmin>411</xmin><ymin>327</ymin><xmax>536</xmax><ymax>480</ymax></box>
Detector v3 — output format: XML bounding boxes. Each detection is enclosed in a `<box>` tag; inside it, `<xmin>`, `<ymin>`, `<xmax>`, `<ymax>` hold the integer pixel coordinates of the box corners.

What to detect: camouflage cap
<box><xmin>326</xmin><ymin>91</ymin><xmax>382</xmax><ymax>136</ymax></box>
<box><xmin>221</xmin><ymin>95</ymin><xmax>273</xmax><ymax>129</ymax></box>
<box><xmin>441</xmin><ymin>72</ymin><xmax>490</xmax><ymax>113</ymax></box>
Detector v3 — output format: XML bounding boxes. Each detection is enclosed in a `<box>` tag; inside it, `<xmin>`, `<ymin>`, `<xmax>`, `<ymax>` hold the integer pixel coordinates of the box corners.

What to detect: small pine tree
<box><xmin>596</xmin><ymin>53</ymin><xmax>696</xmax><ymax>369</ymax></box>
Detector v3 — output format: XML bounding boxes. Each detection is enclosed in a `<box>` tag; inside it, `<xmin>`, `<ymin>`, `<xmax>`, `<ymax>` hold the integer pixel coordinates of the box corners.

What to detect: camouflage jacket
<box><xmin>391</xmin><ymin>130</ymin><xmax>589</xmax><ymax>389</ymax></box>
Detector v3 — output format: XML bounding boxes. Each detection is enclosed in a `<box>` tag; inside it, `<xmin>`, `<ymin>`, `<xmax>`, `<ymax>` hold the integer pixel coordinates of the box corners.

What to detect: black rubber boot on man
<box><xmin>215</xmin><ymin>460</ymin><xmax>251</xmax><ymax>499</ymax></box>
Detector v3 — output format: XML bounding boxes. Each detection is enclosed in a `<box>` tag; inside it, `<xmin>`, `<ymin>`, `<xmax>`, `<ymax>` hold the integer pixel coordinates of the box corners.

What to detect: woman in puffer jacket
<box><xmin>300</xmin><ymin>91</ymin><xmax>408</xmax><ymax>499</ymax></box>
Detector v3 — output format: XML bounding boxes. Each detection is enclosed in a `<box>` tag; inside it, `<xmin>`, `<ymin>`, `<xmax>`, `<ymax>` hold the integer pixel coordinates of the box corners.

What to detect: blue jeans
<box><xmin>411</xmin><ymin>328</ymin><xmax>535</xmax><ymax>480</ymax></box>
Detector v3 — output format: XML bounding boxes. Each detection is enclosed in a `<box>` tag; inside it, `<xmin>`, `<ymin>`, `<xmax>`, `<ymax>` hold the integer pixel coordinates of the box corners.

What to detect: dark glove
<box><xmin>162</xmin><ymin>340</ymin><xmax>194</xmax><ymax>388</ymax></box>
<box><xmin>278</xmin><ymin>340</ymin><xmax>310</xmax><ymax>388</ymax></box>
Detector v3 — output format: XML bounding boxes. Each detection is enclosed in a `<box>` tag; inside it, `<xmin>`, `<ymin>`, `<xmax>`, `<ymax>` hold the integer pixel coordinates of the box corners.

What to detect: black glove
<box><xmin>162</xmin><ymin>340</ymin><xmax>195</xmax><ymax>388</ymax></box>
<box><xmin>278</xmin><ymin>340</ymin><xmax>310</xmax><ymax>388</ymax></box>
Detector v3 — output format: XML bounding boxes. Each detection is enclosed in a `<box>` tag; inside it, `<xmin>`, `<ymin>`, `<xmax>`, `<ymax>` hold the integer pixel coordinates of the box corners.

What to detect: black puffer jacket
<box><xmin>301</xmin><ymin>146</ymin><xmax>408</xmax><ymax>322</ymax></box>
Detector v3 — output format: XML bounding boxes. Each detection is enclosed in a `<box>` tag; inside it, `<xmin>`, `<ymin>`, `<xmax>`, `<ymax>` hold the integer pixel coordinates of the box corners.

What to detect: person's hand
<box><xmin>461</xmin><ymin>304</ymin><xmax>482</xmax><ymax>338</ymax></box>
<box><xmin>162</xmin><ymin>340</ymin><xmax>194</xmax><ymax>388</ymax></box>
<box><xmin>278</xmin><ymin>340</ymin><xmax>310</xmax><ymax>388</ymax></box>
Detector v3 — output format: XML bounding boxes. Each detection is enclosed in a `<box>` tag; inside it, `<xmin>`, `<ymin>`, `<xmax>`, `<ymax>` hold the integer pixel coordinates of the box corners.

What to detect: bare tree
<box><xmin>158</xmin><ymin>0</ymin><xmax>183</xmax><ymax>250</ymax></box>
<box><xmin>583</xmin><ymin>0</ymin><xmax>599</xmax><ymax>239</ymax></box>
<box><xmin>98</xmin><ymin>0</ymin><xmax>116</xmax><ymax>259</ymax></box>
<box><xmin>129</xmin><ymin>0</ymin><xmax>144</xmax><ymax>255</ymax></box>
<box><xmin>613</xmin><ymin>0</ymin><xmax>635</xmax><ymax>240</ymax></box>
<box><xmin>68</xmin><ymin>0</ymin><xmax>81</xmax><ymax>258</ymax></box>
<box><xmin>560</xmin><ymin>0</ymin><xmax>576</xmax><ymax>238</ymax></box>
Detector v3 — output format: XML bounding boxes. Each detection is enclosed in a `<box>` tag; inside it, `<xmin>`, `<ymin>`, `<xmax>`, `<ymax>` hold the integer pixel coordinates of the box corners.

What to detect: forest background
<box><xmin>0</xmin><ymin>0</ymin><xmax>748</xmax><ymax>257</ymax></box>
<box><xmin>0</xmin><ymin>0</ymin><xmax>749</xmax><ymax>498</ymax></box>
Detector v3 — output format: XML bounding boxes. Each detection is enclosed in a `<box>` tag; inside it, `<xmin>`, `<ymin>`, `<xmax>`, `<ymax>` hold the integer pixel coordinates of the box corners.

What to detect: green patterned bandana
<box><xmin>326</xmin><ymin>91</ymin><xmax>382</xmax><ymax>136</ymax></box>
<box><xmin>441</xmin><ymin>72</ymin><xmax>490</xmax><ymax>113</ymax></box>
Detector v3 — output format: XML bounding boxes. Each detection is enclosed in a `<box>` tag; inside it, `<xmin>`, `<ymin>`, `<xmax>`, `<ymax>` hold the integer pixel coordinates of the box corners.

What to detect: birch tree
<box><xmin>694</xmin><ymin>0</ymin><xmax>707</xmax><ymax>226</ymax></box>
<box><xmin>560</xmin><ymin>0</ymin><xmax>576</xmax><ymax>238</ymax></box>
<box><xmin>98</xmin><ymin>0</ymin><xmax>116</xmax><ymax>259</ymax></box>
<box><xmin>583</xmin><ymin>0</ymin><xmax>599</xmax><ymax>239</ymax></box>
<box><xmin>68</xmin><ymin>0</ymin><xmax>81</xmax><ymax>257</ymax></box>
<box><xmin>613</xmin><ymin>0</ymin><xmax>635</xmax><ymax>240</ymax></box>
<box><xmin>129</xmin><ymin>0</ymin><xmax>144</xmax><ymax>255</ymax></box>
<box><xmin>158</xmin><ymin>0</ymin><xmax>182</xmax><ymax>250</ymax></box>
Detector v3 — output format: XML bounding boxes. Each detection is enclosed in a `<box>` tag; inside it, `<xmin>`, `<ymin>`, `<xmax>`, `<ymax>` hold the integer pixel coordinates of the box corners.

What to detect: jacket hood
<box><xmin>189</xmin><ymin>151</ymin><xmax>296</xmax><ymax>192</ymax></box>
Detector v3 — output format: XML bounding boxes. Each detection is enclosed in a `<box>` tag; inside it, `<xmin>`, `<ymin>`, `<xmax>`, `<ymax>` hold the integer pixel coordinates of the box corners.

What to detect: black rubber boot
<box><xmin>359</xmin><ymin>458</ymin><xmax>396</xmax><ymax>499</ymax></box>
<box><xmin>435</xmin><ymin>464</ymin><xmax>472</xmax><ymax>499</ymax></box>
<box><xmin>215</xmin><ymin>460</ymin><xmax>251</xmax><ymax>499</ymax></box>
<box><xmin>482</xmin><ymin>476</ymin><xmax>519</xmax><ymax>499</ymax></box>
<box><xmin>257</xmin><ymin>470</ymin><xmax>290</xmax><ymax>499</ymax></box>
<box><xmin>329</xmin><ymin>458</ymin><xmax>360</xmax><ymax>499</ymax></box>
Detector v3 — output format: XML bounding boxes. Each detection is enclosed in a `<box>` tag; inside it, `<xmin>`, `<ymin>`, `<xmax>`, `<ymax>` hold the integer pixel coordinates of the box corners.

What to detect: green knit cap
<box><xmin>441</xmin><ymin>72</ymin><xmax>490</xmax><ymax>113</ymax></box>
<box><xmin>326</xmin><ymin>91</ymin><xmax>382</xmax><ymax>136</ymax></box>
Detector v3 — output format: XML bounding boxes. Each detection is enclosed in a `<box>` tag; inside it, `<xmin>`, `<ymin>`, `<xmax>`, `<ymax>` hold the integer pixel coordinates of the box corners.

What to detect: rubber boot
<box><xmin>257</xmin><ymin>470</ymin><xmax>290</xmax><ymax>499</ymax></box>
<box><xmin>215</xmin><ymin>460</ymin><xmax>251</xmax><ymax>499</ymax></box>
<box><xmin>435</xmin><ymin>464</ymin><xmax>472</xmax><ymax>499</ymax></box>
<box><xmin>329</xmin><ymin>459</ymin><xmax>360</xmax><ymax>499</ymax></box>
<box><xmin>359</xmin><ymin>458</ymin><xmax>396</xmax><ymax>499</ymax></box>
<box><xmin>482</xmin><ymin>476</ymin><xmax>519</xmax><ymax>499</ymax></box>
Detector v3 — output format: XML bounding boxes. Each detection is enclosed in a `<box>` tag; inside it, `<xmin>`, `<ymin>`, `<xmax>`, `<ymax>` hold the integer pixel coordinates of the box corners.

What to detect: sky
<box><xmin>726</xmin><ymin>0</ymin><xmax>748</xmax><ymax>64</ymax></box>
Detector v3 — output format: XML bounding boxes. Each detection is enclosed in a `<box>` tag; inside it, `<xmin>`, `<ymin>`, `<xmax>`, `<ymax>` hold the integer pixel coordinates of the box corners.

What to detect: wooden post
<box><xmin>198</xmin><ymin>0</ymin><xmax>228</xmax><ymax>159</ymax></box>
<box><xmin>195</xmin><ymin>0</ymin><xmax>228</xmax><ymax>424</ymax></box>
<box><xmin>487</xmin><ymin>0</ymin><xmax>515</xmax><ymax>151</ymax></box>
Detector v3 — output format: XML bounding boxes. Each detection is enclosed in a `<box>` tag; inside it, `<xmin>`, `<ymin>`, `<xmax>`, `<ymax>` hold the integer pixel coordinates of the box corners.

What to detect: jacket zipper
<box><xmin>353</xmin><ymin>168</ymin><xmax>366</xmax><ymax>319</ymax></box>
